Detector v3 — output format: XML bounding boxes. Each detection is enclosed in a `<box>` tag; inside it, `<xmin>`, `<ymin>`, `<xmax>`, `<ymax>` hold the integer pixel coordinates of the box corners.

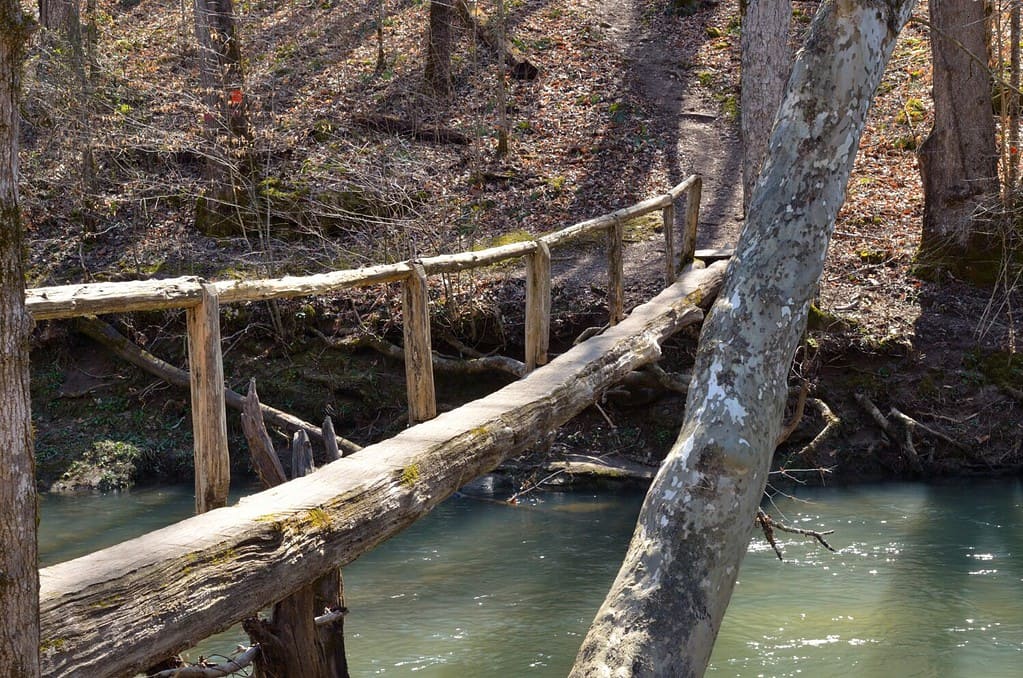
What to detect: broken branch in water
<box><xmin>755</xmin><ymin>507</ymin><xmax>837</xmax><ymax>561</ymax></box>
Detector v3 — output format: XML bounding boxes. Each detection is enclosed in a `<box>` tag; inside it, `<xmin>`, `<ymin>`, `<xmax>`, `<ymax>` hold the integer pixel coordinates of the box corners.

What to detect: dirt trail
<box><xmin>555</xmin><ymin>0</ymin><xmax>744</xmax><ymax>304</ymax></box>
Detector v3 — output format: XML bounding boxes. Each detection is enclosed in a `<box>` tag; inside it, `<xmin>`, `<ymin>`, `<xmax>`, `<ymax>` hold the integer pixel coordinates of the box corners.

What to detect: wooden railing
<box><xmin>31</xmin><ymin>176</ymin><xmax>728</xmax><ymax>676</ymax></box>
<box><xmin>27</xmin><ymin>175</ymin><xmax>702</xmax><ymax>515</ymax></box>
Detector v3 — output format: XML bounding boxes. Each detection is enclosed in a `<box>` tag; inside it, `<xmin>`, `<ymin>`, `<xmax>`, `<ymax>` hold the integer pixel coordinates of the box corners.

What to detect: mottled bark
<box><xmin>917</xmin><ymin>0</ymin><xmax>999</xmax><ymax>278</ymax></box>
<box><xmin>0</xmin><ymin>4</ymin><xmax>38</xmax><ymax>677</ymax></box>
<box><xmin>740</xmin><ymin>0</ymin><xmax>792</xmax><ymax>212</ymax></box>
<box><xmin>571</xmin><ymin>0</ymin><xmax>916</xmax><ymax>675</ymax></box>
<box><xmin>425</xmin><ymin>0</ymin><xmax>453</xmax><ymax>94</ymax></box>
<box><xmin>38</xmin><ymin>0</ymin><xmax>71</xmax><ymax>30</ymax></box>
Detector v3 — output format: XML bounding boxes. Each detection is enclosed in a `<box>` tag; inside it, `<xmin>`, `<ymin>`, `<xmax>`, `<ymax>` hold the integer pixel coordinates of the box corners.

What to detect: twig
<box><xmin>756</xmin><ymin>507</ymin><xmax>836</xmax><ymax>561</ymax></box>
<box><xmin>149</xmin><ymin>645</ymin><xmax>260</xmax><ymax>677</ymax></box>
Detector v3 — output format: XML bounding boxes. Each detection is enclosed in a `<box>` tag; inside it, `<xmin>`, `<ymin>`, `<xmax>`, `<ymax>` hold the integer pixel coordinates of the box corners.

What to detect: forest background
<box><xmin>14</xmin><ymin>0</ymin><xmax>1023</xmax><ymax>492</ymax></box>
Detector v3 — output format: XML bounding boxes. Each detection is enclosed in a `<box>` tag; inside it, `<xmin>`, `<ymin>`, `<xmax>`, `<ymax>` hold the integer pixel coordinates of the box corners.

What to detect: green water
<box><xmin>39</xmin><ymin>479</ymin><xmax>1023</xmax><ymax>676</ymax></box>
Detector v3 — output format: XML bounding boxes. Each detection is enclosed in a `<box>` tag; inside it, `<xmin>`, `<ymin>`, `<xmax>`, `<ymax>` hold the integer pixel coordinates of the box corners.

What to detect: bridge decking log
<box><xmin>38</xmin><ymin>262</ymin><xmax>726</xmax><ymax>678</ymax></box>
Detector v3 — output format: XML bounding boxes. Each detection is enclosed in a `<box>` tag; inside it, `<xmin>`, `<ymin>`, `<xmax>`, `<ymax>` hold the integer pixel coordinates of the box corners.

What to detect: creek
<box><xmin>39</xmin><ymin>478</ymin><xmax>1023</xmax><ymax>676</ymax></box>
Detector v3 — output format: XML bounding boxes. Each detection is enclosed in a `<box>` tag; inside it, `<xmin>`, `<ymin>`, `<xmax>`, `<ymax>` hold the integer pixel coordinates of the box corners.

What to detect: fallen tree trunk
<box><xmin>75</xmin><ymin>315</ymin><xmax>362</xmax><ymax>455</ymax></box>
<box><xmin>351</xmin><ymin>113</ymin><xmax>469</xmax><ymax>144</ymax></box>
<box><xmin>39</xmin><ymin>263</ymin><xmax>725</xmax><ymax>677</ymax></box>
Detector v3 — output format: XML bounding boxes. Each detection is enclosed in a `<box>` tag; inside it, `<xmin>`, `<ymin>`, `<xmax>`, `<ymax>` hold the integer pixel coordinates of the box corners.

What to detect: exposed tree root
<box><xmin>794</xmin><ymin>397</ymin><xmax>841</xmax><ymax>461</ymax></box>
<box><xmin>350</xmin><ymin>113</ymin><xmax>469</xmax><ymax>144</ymax></box>
<box><xmin>854</xmin><ymin>393</ymin><xmax>970</xmax><ymax>470</ymax></box>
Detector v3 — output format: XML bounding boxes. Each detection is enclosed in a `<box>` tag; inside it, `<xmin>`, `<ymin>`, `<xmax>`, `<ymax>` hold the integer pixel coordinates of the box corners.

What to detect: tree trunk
<box><xmin>571</xmin><ymin>0</ymin><xmax>916</xmax><ymax>675</ymax></box>
<box><xmin>193</xmin><ymin>0</ymin><xmax>253</xmax><ymax>236</ymax></box>
<box><xmin>0</xmin><ymin>5</ymin><xmax>38</xmax><ymax>677</ymax></box>
<box><xmin>425</xmin><ymin>0</ymin><xmax>453</xmax><ymax>94</ymax></box>
<box><xmin>917</xmin><ymin>0</ymin><xmax>999</xmax><ymax>282</ymax></box>
<box><xmin>39</xmin><ymin>0</ymin><xmax>71</xmax><ymax>30</ymax></box>
<box><xmin>740</xmin><ymin>0</ymin><xmax>791</xmax><ymax>212</ymax></box>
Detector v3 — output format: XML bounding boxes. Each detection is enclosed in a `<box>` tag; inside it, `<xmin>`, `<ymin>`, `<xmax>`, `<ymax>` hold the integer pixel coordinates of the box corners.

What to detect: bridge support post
<box><xmin>402</xmin><ymin>263</ymin><xmax>437</xmax><ymax>424</ymax></box>
<box><xmin>662</xmin><ymin>199</ymin><xmax>676</xmax><ymax>286</ymax></box>
<box><xmin>186</xmin><ymin>281</ymin><xmax>230</xmax><ymax>513</ymax></box>
<box><xmin>681</xmin><ymin>176</ymin><xmax>702</xmax><ymax>270</ymax></box>
<box><xmin>608</xmin><ymin>216</ymin><xmax>624</xmax><ymax>325</ymax></box>
<box><xmin>525</xmin><ymin>240</ymin><xmax>551</xmax><ymax>370</ymax></box>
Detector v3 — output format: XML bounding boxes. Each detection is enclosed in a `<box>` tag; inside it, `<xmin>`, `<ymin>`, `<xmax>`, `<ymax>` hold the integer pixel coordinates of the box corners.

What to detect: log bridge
<box><xmin>29</xmin><ymin>176</ymin><xmax>731</xmax><ymax>676</ymax></box>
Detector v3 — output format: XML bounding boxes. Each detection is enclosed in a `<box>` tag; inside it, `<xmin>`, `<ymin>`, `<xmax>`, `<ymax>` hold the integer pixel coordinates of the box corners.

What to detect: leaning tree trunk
<box><xmin>740</xmin><ymin>0</ymin><xmax>791</xmax><ymax>212</ymax></box>
<box><xmin>194</xmin><ymin>0</ymin><xmax>254</xmax><ymax>236</ymax></box>
<box><xmin>0</xmin><ymin>4</ymin><xmax>39</xmax><ymax>677</ymax></box>
<box><xmin>917</xmin><ymin>0</ymin><xmax>999</xmax><ymax>282</ymax></box>
<box><xmin>424</xmin><ymin>0</ymin><xmax>453</xmax><ymax>94</ymax></box>
<box><xmin>571</xmin><ymin>0</ymin><xmax>916</xmax><ymax>675</ymax></box>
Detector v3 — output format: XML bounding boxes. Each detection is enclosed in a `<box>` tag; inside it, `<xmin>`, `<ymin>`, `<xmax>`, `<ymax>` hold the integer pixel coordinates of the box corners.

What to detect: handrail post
<box><xmin>608</xmin><ymin>214</ymin><xmax>625</xmax><ymax>325</ymax></box>
<box><xmin>662</xmin><ymin>196</ymin><xmax>676</xmax><ymax>286</ymax></box>
<box><xmin>525</xmin><ymin>240</ymin><xmax>551</xmax><ymax>370</ymax></box>
<box><xmin>681</xmin><ymin>176</ymin><xmax>702</xmax><ymax>270</ymax></box>
<box><xmin>186</xmin><ymin>281</ymin><xmax>230</xmax><ymax>513</ymax></box>
<box><xmin>402</xmin><ymin>263</ymin><xmax>437</xmax><ymax>424</ymax></box>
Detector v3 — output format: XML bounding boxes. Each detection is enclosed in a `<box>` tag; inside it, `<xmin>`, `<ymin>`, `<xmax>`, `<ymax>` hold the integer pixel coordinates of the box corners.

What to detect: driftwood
<box><xmin>75</xmin><ymin>315</ymin><xmax>361</xmax><ymax>455</ymax></box>
<box><xmin>351</xmin><ymin>113</ymin><xmax>469</xmax><ymax>144</ymax></box>
<box><xmin>39</xmin><ymin>262</ymin><xmax>725</xmax><ymax>677</ymax></box>
<box><xmin>455</xmin><ymin>0</ymin><xmax>539</xmax><ymax>80</ymax></box>
<box><xmin>240</xmin><ymin>393</ymin><xmax>349</xmax><ymax>678</ymax></box>
<box><xmin>240</xmin><ymin>380</ymin><xmax>288</xmax><ymax>487</ymax></box>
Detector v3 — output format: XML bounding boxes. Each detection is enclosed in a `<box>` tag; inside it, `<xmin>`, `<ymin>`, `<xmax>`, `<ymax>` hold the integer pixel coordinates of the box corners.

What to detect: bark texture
<box><xmin>740</xmin><ymin>0</ymin><xmax>792</xmax><ymax>212</ymax></box>
<box><xmin>571</xmin><ymin>0</ymin><xmax>916</xmax><ymax>674</ymax></box>
<box><xmin>0</xmin><ymin>4</ymin><xmax>38</xmax><ymax>676</ymax></box>
<box><xmin>425</xmin><ymin>0</ymin><xmax>453</xmax><ymax>93</ymax></box>
<box><xmin>917</xmin><ymin>0</ymin><xmax>999</xmax><ymax>276</ymax></box>
<box><xmin>193</xmin><ymin>0</ymin><xmax>252</xmax><ymax>235</ymax></box>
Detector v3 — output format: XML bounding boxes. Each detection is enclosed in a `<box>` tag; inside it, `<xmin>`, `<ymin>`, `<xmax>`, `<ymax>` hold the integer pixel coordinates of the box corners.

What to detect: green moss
<box><xmin>400</xmin><ymin>464</ymin><xmax>421</xmax><ymax>488</ymax></box>
<box><xmin>305</xmin><ymin>507</ymin><xmax>333</xmax><ymax>531</ymax></box>
<box><xmin>623</xmin><ymin>213</ymin><xmax>663</xmax><ymax>242</ymax></box>
<box><xmin>40</xmin><ymin>637</ymin><xmax>67</xmax><ymax>654</ymax></box>
<box><xmin>968</xmin><ymin>349</ymin><xmax>1023</xmax><ymax>388</ymax></box>
<box><xmin>476</xmin><ymin>229</ymin><xmax>533</xmax><ymax>249</ymax></box>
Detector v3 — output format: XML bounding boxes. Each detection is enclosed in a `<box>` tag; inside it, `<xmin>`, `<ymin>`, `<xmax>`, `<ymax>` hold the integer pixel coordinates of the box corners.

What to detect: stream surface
<box><xmin>40</xmin><ymin>478</ymin><xmax>1023</xmax><ymax>676</ymax></box>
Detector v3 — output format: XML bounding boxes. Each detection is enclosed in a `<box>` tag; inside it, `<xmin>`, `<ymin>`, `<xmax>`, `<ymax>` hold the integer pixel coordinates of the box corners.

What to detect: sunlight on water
<box><xmin>38</xmin><ymin>478</ymin><xmax>1023</xmax><ymax>676</ymax></box>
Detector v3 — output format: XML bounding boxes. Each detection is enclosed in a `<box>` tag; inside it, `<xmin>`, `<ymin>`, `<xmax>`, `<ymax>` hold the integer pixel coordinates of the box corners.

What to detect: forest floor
<box><xmin>20</xmin><ymin>0</ymin><xmax>1022</xmax><ymax>492</ymax></box>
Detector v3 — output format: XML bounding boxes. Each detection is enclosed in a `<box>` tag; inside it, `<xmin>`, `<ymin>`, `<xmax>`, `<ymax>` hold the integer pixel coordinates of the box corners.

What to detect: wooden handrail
<box><xmin>25</xmin><ymin>176</ymin><xmax>702</xmax><ymax>319</ymax></box>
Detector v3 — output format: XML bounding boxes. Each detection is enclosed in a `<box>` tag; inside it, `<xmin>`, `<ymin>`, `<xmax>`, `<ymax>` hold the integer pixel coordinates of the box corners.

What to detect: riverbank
<box><xmin>21</xmin><ymin>0</ymin><xmax>1022</xmax><ymax>491</ymax></box>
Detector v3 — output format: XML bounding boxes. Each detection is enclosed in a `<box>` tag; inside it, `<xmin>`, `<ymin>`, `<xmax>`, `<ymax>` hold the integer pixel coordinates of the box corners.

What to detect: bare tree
<box><xmin>571</xmin><ymin>0</ymin><xmax>917</xmax><ymax>674</ymax></box>
<box><xmin>917</xmin><ymin>0</ymin><xmax>1000</xmax><ymax>280</ymax></box>
<box><xmin>0</xmin><ymin>3</ymin><xmax>39</xmax><ymax>676</ymax></box>
<box><xmin>425</xmin><ymin>0</ymin><xmax>453</xmax><ymax>94</ymax></box>
<box><xmin>194</xmin><ymin>0</ymin><xmax>254</xmax><ymax>236</ymax></box>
